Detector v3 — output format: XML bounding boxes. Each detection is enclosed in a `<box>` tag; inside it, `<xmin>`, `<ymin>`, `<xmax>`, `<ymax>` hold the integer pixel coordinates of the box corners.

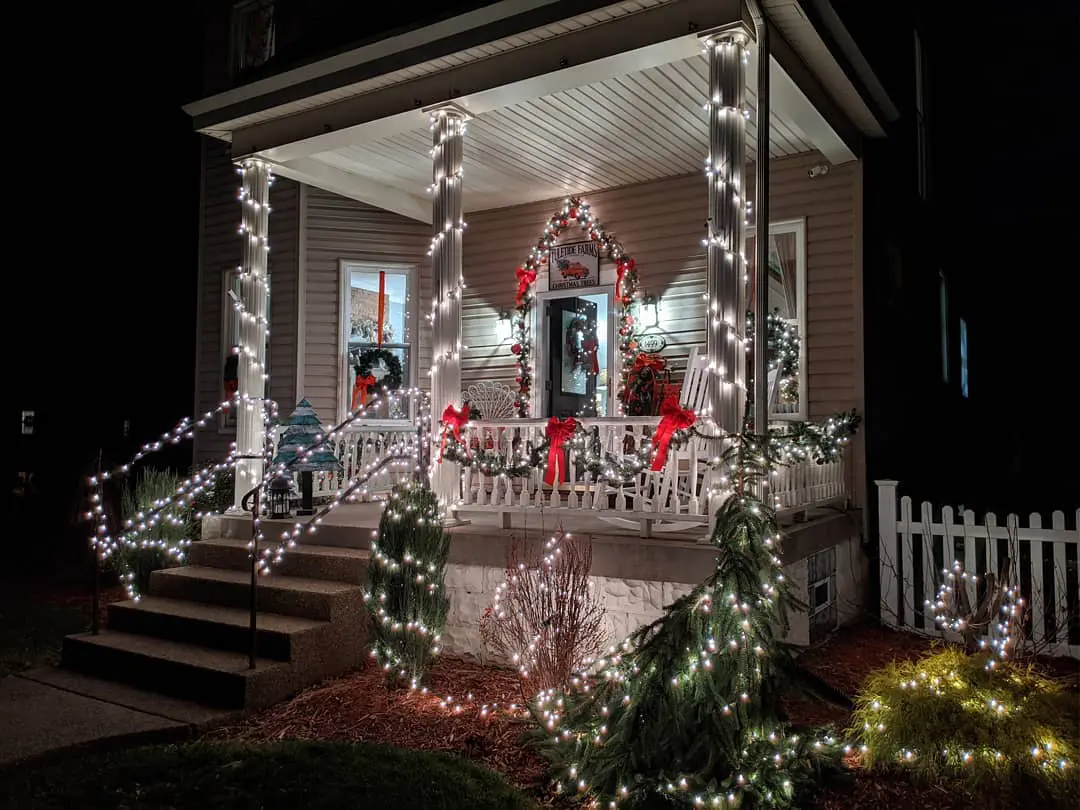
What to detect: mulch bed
<box><xmin>214</xmin><ymin>659</ymin><xmax>550</xmax><ymax>793</ymax></box>
<box><xmin>213</xmin><ymin>622</ymin><xmax>1073</xmax><ymax>809</ymax></box>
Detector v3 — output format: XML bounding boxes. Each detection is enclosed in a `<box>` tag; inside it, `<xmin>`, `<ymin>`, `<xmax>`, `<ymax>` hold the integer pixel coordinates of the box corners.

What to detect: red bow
<box><xmin>582</xmin><ymin>336</ymin><xmax>600</xmax><ymax>375</ymax></box>
<box><xmin>633</xmin><ymin>353</ymin><xmax>666</xmax><ymax>374</ymax></box>
<box><xmin>650</xmin><ymin>395</ymin><xmax>696</xmax><ymax>471</ymax></box>
<box><xmin>616</xmin><ymin>257</ymin><xmax>635</xmax><ymax>302</ymax></box>
<box><xmin>438</xmin><ymin>402</ymin><xmax>470</xmax><ymax>461</ymax></box>
<box><xmin>515</xmin><ymin>266</ymin><xmax>537</xmax><ymax>307</ymax></box>
<box><xmin>351</xmin><ymin>374</ymin><xmax>377</xmax><ymax>411</ymax></box>
<box><xmin>543</xmin><ymin>417</ymin><xmax>578</xmax><ymax>486</ymax></box>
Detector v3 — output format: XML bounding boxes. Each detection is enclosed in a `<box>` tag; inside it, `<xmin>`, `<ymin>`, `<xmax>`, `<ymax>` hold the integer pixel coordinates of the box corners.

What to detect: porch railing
<box><xmin>271</xmin><ymin>421</ymin><xmax>419</xmax><ymax>501</ymax></box>
<box><xmin>876</xmin><ymin>481</ymin><xmax>1080</xmax><ymax>660</ymax></box>
<box><xmin>456</xmin><ymin>418</ymin><xmax>846</xmax><ymax>535</ymax></box>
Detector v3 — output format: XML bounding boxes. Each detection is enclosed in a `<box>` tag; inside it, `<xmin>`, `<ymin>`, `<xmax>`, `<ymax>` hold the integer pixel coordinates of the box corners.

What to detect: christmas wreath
<box><xmin>355</xmin><ymin>348</ymin><xmax>404</xmax><ymax>396</ymax></box>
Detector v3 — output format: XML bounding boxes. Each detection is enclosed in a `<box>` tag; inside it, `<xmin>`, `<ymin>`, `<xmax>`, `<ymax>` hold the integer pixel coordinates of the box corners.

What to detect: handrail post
<box><xmin>248</xmin><ymin>486</ymin><xmax>260</xmax><ymax>669</ymax></box>
<box><xmin>92</xmin><ymin>449</ymin><xmax>103</xmax><ymax>635</ymax></box>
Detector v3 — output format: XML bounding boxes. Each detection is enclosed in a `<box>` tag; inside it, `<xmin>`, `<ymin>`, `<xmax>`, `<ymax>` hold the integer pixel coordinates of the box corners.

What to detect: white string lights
<box><xmin>702</xmin><ymin>32</ymin><xmax>752</xmax><ymax>434</ymax></box>
<box><xmin>425</xmin><ymin>105</ymin><xmax>469</xmax><ymax>508</ymax></box>
<box><xmin>232</xmin><ymin>158</ymin><xmax>273</xmax><ymax>511</ymax></box>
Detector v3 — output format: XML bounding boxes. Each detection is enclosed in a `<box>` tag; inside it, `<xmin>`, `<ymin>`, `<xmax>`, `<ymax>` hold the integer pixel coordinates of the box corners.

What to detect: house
<box><xmin>60</xmin><ymin>0</ymin><xmax>908</xmax><ymax>709</ymax></box>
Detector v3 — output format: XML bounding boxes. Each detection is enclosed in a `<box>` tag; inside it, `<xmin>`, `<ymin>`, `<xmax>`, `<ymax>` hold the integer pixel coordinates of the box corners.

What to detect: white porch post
<box><xmin>427</xmin><ymin>104</ymin><xmax>468</xmax><ymax>510</ymax></box>
<box><xmin>703</xmin><ymin>29</ymin><xmax>751</xmax><ymax>434</ymax></box>
<box><xmin>231</xmin><ymin>158</ymin><xmax>272</xmax><ymax>512</ymax></box>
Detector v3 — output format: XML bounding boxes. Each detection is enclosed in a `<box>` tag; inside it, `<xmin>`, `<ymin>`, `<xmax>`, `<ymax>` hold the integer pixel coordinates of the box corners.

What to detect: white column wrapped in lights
<box><xmin>426</xmin><ymin>104</ymin><xmax>469</xmax><ymax>509</ymax></box>
<box><xmin>702</xmin><ymin>28</ymin><xmax>751</xmax><ymax>434</ymax></box>
<box><xmin>230</xmin><ymin>158</ymin><xmax>272</xmax><ymax>512</ymax></box>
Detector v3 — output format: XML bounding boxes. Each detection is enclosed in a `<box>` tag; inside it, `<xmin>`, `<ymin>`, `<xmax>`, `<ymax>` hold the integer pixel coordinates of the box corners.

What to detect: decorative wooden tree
<box><xmin>271</xmin><ymin>399</ymin><xmax>341</xmax><ymax>515</ymax></box>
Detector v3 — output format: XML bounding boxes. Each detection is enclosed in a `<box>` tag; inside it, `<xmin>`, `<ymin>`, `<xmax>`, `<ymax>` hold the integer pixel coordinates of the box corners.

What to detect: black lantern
<box><xmin>268</xmin><ymin>475</ymin><xmax>293</xmax><ymax>520</ymax></box>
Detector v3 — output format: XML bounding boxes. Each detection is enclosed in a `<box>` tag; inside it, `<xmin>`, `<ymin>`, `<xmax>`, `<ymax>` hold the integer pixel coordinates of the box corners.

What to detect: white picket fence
<box><xmin>877</xmin><ymin>480</ymin><xmax>1080</xmax><ymax>659</ymax></box>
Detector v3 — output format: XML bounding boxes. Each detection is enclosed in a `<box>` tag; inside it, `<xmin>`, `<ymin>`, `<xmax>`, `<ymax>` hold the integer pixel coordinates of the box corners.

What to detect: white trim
<box><xmin>184</xmin><ymin>0</ymin><xmax>566</xmax><ymax>118</ymax></box>
<box><xmin>533</xmin><ymin>285</ymin><xmax>616</xmax><ymax>417</ymax></box>
<box><xmin>337</xmin><ymin>260</ymin><xmax>419</xmax><ymax>423</ymax></box>
<box><xmin>746</xmin><ymin>217</ymin><xmax>807</xmax><ymax>422</ymax></box>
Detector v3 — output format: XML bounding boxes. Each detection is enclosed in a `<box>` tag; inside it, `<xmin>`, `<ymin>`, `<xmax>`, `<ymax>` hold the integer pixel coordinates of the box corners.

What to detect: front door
<box><xmin>547</xmin><ymin>297</ymin><xmax>599</xmax><ymax>417</ymax></box>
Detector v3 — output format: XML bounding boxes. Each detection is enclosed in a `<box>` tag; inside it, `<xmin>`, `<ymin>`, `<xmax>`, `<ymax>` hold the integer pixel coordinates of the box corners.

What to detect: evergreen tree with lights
<box><xmin>365</xmin><ymin>481</ymin><xmax>452</xmax><ymax>686</ymax></box>
<box><xmin>538</xmin><ymin>435</ymin><xmax>841</xmax><ymax>808</ymax></box>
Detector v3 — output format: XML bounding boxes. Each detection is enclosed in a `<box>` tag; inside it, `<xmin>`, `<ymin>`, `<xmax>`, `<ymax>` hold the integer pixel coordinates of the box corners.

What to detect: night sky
<box><xmin>12</xmin><ymin>1</ymin><xmax>1079</xmax><ymax>492</ymax></box>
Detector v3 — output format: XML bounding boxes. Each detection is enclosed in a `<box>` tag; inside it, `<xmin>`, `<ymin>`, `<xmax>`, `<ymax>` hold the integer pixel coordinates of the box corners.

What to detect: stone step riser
<box><xmin>208</xmin><ymin>515</ymin><xmax>374</xmax><ymax>550</ymax></box>
<box><xmin>61</xmin><ymin>636</ymin><xmax>289</xmax><ymax>710</ymax></box>
<box><xmin>106</xmin><ymin>603</ymin><xmax>308</xmax><ymax>662</ymax></box>
<box><xmin>187</xmin><ymin>543</ymin><xmax>367</xmax><ymax>584</ymax></box>
<box><xmin>148</xmin><ymin>571</ymin><xmax>353</xmax><ymax>622</ymax></box>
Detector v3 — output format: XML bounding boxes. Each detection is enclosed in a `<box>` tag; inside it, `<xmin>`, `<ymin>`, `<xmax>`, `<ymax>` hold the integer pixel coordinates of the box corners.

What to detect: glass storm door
<box><xmin>546</xmin><ymin>297</ymin><xmax>599</xmax><ymax>418</ymax></box>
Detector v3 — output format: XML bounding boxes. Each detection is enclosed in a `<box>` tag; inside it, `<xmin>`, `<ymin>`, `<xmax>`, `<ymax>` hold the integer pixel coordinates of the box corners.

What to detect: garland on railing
<box><xmin>435</xmin><ymin>404</ymin><xmax>861</xmax><ymax>487</ymax></box>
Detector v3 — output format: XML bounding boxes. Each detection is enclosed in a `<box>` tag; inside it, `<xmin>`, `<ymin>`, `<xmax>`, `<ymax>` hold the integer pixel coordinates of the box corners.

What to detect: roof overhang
<box><xmin>185</xmin><ymin>0</ymin><xmax>891</xmax><ymax>155</ymax></box>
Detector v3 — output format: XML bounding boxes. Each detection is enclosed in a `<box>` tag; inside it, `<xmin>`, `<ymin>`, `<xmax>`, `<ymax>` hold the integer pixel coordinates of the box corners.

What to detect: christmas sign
<box><xmin>549</xmin><ymin>241</ymin><xmax>599</xmax><ymax>291</ymax></box>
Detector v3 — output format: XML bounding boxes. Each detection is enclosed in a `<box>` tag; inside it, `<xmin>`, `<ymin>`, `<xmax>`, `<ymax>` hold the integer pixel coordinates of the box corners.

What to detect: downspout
<box><xmin>746</xmin><ymin>0</ymin><xmax>770</xmax><ymax>435</ymax></box>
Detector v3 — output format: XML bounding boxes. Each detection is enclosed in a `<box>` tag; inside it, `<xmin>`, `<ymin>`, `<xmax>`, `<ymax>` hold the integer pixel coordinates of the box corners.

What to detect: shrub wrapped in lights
<box><xmin>850</xmin><ymin>647</ymin><xmax>1079</xmax><ymax>807</ymax></box>
<box><xmin>538</xmin><ymin>436</ymin><xmax>843</xmax><ymax>808</ymax></box>
<box><xmin>365</xmin><ymin>482</ymin><xmax>451</xmax><ymax>686</ymax></box>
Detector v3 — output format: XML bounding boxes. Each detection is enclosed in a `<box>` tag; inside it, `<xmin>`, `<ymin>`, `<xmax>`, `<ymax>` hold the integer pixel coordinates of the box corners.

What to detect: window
<box><xmin>939</xmin><ymin>271</ymin><xmax>950</xmax><ymax>383</ymax></box>
<box><xmin>959</xmin><ymin>317</ymin><xmax>969</xmax><ymax>398</ymax></box>
<box><xmin>221</xmin><ymin>269</ymin><xmax>270</xmax><ymax>430</ymax></box>
<box><xmin>807</xmin><ymin>547</ymin><xmax>837</xmax><ymax>643</ymax></box>
<box><xmin>340</xmin><ymin>262</ymin><xmax>414</xmax><ymax>420</ymax></box>
<box><xmin>746</xmin><ymin>219</ymin><xmax>807</xmax><ymax>421</ymax></box>
<box><xmin>914</xmin><ymin>29</ymin><xmax>931</xmax><ymax>200</ymax></box>
<box><xmin>231</xmin><ymin>0</ymin><xmax>276</xmax><ymax>76</ymax></box>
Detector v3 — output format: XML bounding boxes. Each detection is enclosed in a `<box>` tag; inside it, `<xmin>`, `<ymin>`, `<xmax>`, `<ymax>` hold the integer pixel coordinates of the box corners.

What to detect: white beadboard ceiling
<box><xmin>304</xmin><ymin>53</ymin><xmax>817</xmax><ymax>215</ymax></box>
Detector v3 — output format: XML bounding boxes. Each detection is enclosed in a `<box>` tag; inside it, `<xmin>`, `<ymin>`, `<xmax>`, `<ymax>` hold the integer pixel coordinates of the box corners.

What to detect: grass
<box><xmin>849</xmin><ymin>646</ymin><xmax>1080</xmax><ymax>808</ymax></box>
<box><xmin>0</xmin><ymin>740</ymin><xmax>535</xmax><ymax>809</ymax></box>
<box><xmin>0</xmin><ymin>595</ymin><xmax>89</xmax><ymax>678</ymax></box>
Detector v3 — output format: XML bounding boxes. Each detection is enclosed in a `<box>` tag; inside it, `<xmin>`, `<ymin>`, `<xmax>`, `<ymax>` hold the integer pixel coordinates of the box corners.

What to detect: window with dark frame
<box><xmin>807</xmin><ymin>547</ymin><xmax>837</xmax><ymax>644</ymax></box>
<box><xmin>231</xmin><ymin>0</ymin><xmax>276</xmax><ymax>77</ymax></box>
<box><xmin>914</xmin><ymin>29</ymin><xmax>931</xmax><ymax>201</ymax></box>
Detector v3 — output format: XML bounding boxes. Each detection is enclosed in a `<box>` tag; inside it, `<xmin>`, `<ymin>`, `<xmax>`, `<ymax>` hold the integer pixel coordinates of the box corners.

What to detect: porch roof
<box><xmin>185</xmin><ymin>0</ymin><xmax>893</xmax><ymax>222</ymax></box>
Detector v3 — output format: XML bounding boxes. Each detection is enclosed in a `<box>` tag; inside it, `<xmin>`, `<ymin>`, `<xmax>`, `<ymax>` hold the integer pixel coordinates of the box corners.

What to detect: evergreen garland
<box><xmin>537</xmin><ymin>437</ymin><xmax>842</xmax><ymax>808</ymax></box>
<box><xmin>364</xmin><ymin>482</ymin><xmax>451</xmax><ymax>686</ymax></box>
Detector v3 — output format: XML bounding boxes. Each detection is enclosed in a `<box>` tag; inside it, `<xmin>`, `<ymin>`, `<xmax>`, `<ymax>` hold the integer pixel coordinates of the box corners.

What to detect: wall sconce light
<box><xmin>639</xmin><ymin>293</ymin><xmax>661</xmax><ymax>329</ymax></box>
<box><xmin>496</xmin><ymin>309</ymin><xmax>513</xmax><ymax>342</ymax></box>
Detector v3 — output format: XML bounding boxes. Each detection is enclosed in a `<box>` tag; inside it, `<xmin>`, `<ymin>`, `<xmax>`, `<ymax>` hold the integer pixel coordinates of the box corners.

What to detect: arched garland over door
<box><xmin>511</xmin><ymin>197</ymin><xmax>640</xmax><ymax>417</ymax></box>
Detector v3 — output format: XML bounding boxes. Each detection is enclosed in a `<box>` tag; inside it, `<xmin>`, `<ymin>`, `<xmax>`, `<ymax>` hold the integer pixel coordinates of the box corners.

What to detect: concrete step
<box><xmin>208</xmin><ymin>514</ymin><xmax>375</xmax><ymax>550</ymax></box>
<box><xmin>62</xmin><ymin>630</ymin><xmax>293</xmax><ymax>710</ymax></box>
<box><xmin>187</xmin><ymin>538</ymin><xmax>369</xmax><ymax>584</ymax></box>
<box><xmin>107</xmin><ymin>597</ymin><xmax>331</xmax><ymax>661</ymax></box>
<box><xmin>148</xmin><ymin>566</ymin><xmax>363</xmax><ymax>622</ymax></box>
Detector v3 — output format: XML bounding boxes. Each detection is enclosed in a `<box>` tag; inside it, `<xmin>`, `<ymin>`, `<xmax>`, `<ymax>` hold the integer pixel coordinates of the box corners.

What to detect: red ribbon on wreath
<box><xmin>515</xmin><ymin>266</ymin><xmax>537</xmax><ymax>307</ymax></box>
<box><xmin>632</xmin><ymin>353</ymin><xmax>666</xmax><ymax>375</ymax></box>
<box><xmin>438</xmin><ymin>402</ymin><xmax>470</xmax><ymax>461</ymax></box>
<box><xmin>581</xmin><ymin>336</ymin><xmax>600</xmax><ymax>375</ymax></box>
<box><xmin>543</xmin><ymin>416</ymin><xmax>578</xmax><ymax>486</ymax></box>
<box><xmin>351</xmin><ymin>374</ymin><xmax>377</xmax><ymax>412</ymax></box>
<box><xmin>650</xmin><ymin>395</ymin><xmax>696</xmax><ymax>471</ymax></box>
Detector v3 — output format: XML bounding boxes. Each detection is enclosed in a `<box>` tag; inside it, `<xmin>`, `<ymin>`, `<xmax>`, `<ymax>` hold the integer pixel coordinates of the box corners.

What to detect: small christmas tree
<box><xmin>539</xmin><ymin>436</ymin><xmax>840</xmax><ymax>808</ymax></box>
<box><xmin>271</xmin><ymin>398</ymin><xmax>341</xmax><ymax>514</ymax></box>
<box><xmin>365</xmin><ymin>482</ymin><xmax>451</xmax><ymax>686</ymax></box>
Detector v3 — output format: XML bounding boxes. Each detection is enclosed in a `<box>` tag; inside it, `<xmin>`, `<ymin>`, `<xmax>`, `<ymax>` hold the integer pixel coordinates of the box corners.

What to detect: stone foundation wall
<box><xmin>441</xmin><ymin>533</ymin><xmax>868</xmax><ymax>658</ymax></box>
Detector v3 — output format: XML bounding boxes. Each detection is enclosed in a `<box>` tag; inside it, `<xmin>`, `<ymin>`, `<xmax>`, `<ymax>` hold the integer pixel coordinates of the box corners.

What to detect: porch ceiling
<box><xmin>275</xmin><ymin>52</ymin><xmax>830</xmax><ymax>220</ymax></box>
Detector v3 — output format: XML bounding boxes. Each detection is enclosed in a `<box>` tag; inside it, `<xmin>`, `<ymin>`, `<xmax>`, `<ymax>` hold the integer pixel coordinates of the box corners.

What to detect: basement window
<box><xmin>807</xmin><ymin>547</ymin><xmax>837</xmax><ymax>644</ymax></box>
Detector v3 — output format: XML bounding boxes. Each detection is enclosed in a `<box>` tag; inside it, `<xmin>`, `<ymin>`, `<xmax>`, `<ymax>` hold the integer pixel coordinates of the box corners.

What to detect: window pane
<box><xmin>349</xmin><ymin>269</ymin><xmax>407</xmax><ymax>347</ymax></box>
<box><xmin>747</xmin><ymin>227</ymin><xmax>802</xmax><ymax>418</ymax></box>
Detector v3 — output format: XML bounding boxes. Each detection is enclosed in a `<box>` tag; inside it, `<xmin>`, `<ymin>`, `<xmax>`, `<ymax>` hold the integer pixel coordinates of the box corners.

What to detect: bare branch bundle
<box><xmin>479</xmin><ymin>530</ymin><xmax>607</xmax><ymax>697</ymax></box>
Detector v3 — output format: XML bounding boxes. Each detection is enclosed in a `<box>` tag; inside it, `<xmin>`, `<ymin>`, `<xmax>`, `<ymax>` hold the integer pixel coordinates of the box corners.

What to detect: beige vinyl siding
<box><xmin>303</xmin><ymin>187</ymin><xmax>432</xmax><ymax>421</ymax></box>
<box><xmin>461</xmin><ymin>174</ymin><xmax>707</xmax><ymax>388</ymax></box>
<box><xmin>193</xmin><ymin>141</ymin><xmax>300</xmax><ymax>463</ymax></box>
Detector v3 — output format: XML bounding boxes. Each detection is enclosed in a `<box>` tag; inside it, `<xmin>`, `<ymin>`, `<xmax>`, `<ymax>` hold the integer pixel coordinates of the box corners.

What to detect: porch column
<box><xmin>702</xmin><ymin>29</ymin><xmax>751</xmax><ymax>434</ymax></box>
<box><xmin>427</xmin><ymin>104</ymin><xmax>468</xmax><ymax>509</ymax></box>
<box><xmin>231</xmin><ymin>158</ymin><xmax>272</xmax><ymax>512</ymax></box>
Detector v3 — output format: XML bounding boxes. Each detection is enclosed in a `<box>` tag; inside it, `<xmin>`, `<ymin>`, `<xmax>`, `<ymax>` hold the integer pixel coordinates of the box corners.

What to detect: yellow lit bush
<box><xmin>849</xmin><ymin>647</ymin><xmax>1079</xmax><ymax>806</ymax></box>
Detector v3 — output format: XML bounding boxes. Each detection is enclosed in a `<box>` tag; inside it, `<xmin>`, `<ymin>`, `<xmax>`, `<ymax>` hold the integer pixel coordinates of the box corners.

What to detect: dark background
<box><xmin>6</xmin><ymin>1</ymin><xmax>1078</xmax><ymax>573</ymax></box>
